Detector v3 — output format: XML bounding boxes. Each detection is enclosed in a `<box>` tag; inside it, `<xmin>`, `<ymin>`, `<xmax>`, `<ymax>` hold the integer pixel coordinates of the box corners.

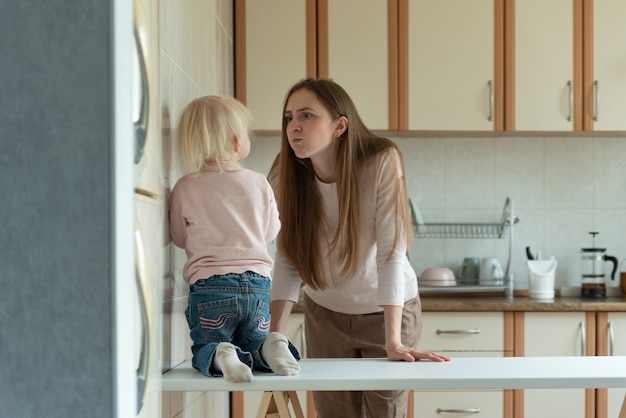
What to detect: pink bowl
<box><xmin>419</xmin><ymin>268</ymin><xmax>457</xmax><ymax>286</ymax></box>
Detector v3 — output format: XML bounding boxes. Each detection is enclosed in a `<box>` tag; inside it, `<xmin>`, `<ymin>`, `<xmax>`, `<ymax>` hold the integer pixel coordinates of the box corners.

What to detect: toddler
<box><xmin>169</xmin><ymin>95</ymin><xmax>300</xmax><ymax>382</ymax></box>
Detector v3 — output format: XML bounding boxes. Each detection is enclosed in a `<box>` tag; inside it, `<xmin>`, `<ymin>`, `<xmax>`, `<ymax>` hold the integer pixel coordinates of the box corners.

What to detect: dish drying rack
<box><xmin>410</xmin><ymin>197</ymin><xmax>519</xmax><ymax>294</ymax></box>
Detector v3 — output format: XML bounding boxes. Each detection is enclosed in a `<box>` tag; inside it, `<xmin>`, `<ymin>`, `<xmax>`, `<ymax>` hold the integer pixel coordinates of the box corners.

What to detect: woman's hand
<box><xmin>383</xmin><ymin>305</ymin><xmax>451</xmax><ymax>362</ymax></box>
<box><xmin>386</xmin><ymin>343</ymin><xmax>451</xmax><ymax>363</ymax></box>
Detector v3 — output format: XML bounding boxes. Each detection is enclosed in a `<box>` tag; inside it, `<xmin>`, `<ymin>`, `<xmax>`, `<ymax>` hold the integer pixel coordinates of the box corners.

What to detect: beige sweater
<box><xmin>271</xmin><ymin>149</ymin><xmax>418</xmax><ymax>315</ymax></box>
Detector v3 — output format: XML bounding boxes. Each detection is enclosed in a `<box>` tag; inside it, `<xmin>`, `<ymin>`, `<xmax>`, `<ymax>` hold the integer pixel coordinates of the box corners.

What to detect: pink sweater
<box><xmin>169</xmin><ymin>162</ymin><xmax>280</xmax><ymax>284</ymax></box>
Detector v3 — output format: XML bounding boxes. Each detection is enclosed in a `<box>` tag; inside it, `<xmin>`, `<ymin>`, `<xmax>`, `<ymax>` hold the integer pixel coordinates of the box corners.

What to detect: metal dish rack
<box><xmin>410</xmin><ymin>197</ymin><xmax>519</xmax><ymax>294</ymax></box>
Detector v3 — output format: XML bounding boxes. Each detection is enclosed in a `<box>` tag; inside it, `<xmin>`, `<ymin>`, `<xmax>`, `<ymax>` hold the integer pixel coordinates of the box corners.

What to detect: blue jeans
<box><xmin>185</xmin><ymin>271</ymin><xmax>300</xmax><ymax>377</ymax></box>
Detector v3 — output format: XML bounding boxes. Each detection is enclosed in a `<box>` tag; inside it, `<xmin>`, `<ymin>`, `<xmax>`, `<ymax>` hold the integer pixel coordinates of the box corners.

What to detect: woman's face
<box><xmin>284</xmin><ymin>88</ymin><xmax>343</xmax><ymax>162</ymax></box>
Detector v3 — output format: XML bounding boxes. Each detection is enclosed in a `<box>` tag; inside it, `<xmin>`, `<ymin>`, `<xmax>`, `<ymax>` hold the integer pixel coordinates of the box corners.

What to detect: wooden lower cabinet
<box><xmin>513</xmin><ymin>311</ymin><xmax>626</xmax><ymax>418</ymax></box>
<box><xmin>595</xmin><ymin>312</ymin><xmax>626</xmax><ymax>418</ymax></box>
<box><xmin>515</xmin><ymin>311</ymin><xmax>593</xmax><ymax>418</ymax></box>
<box><xmin>413</xmin><ymin>391</ymin><xmax>504</xmax><ymax>418</ymax></box>
<box><xmin>410</xmin><ymin>311</ymin><xmax>515</xmax><ymax>418</ymax></box>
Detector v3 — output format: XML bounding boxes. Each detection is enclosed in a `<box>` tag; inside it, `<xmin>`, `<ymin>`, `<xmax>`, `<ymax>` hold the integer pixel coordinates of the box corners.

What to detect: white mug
<box><xmin>479</xmin><ymin>257</ymin><xmax>504</xmax><ymax>285</ymax></box>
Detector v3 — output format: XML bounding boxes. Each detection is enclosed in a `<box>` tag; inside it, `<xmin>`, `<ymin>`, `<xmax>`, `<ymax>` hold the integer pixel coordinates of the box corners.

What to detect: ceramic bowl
<box><xmin>419</xmin><ymin>268</ymin><xmax>457</xmax><ymax>286</ymax></box>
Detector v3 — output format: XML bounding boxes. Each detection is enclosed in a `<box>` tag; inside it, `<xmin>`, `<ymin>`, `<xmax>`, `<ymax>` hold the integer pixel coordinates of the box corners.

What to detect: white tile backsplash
<box><xmin>545</xmin><ymin>137</ymin><xmax>594</xmax><ymax>209</ymax></box>
<box><xmin>246</xmin><ymin>135</ymin><xmax>626</xmax><ymax>291</ymax></box>
<box><xmin>159</xmin><ymin>1</ymin><xmax>235</xmax><ymax>416</ymax></box>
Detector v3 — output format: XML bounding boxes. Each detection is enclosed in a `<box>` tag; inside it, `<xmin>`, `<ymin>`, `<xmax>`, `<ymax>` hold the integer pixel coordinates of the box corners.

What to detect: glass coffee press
<box><xmin>580</xmin><ymin>231</ymin><xmax>618</xmax><ymax>298</ymax></box>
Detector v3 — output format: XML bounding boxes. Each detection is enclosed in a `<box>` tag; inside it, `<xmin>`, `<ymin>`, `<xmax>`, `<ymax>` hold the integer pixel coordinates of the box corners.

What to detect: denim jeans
<box><xmin>185</xmin><ymin>271</ymin><xmax>300</xmax><ymax>377</ymax></box>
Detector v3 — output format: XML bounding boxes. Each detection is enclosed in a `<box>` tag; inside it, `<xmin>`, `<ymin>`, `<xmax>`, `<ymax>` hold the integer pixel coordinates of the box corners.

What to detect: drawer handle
<box><xmin>436</xmin><ymin>329</ymin><xmax>480</xmax><ymax>335</ymax></box>
<box><xmin>437</xmin><ymin>407</ymin><xmax>481</xmax><ymax>414</ymax></box>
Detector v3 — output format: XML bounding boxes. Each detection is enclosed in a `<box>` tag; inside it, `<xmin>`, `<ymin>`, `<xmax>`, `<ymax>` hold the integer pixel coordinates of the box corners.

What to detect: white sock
<box><xmin>261</xmin><ymin>332</ymin><xmax>300</xmax><ymax>376</ymax></box>
<box><xmin>213</xmin><ymin>342</ymin><xmax>253</xmax><ymax>383</ymax></box>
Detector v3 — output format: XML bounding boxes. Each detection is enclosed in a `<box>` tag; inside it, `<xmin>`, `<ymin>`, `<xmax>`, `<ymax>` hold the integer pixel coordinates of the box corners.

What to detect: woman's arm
<box><xmin>270</xmin><ymin>300</ymin><xmax>295</xmax><ymax>333</ymax></box>
<box><xmin>383</xmin><ymin>305</ymin><xmax>450</xmax><ymax>362</ymax></box>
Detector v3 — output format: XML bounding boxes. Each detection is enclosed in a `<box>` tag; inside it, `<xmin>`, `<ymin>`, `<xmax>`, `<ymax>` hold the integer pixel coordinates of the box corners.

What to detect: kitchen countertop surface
<box><xmin>291</xmin><ymin>294</ymin><xmax>626</xmax><ymax>314</ymax></box>
<box><xmin>420</xmin><ymin>295</ymin><xmax>626</xmax><ymax>312</ymax></box>
<box><xmin>163</xmin><ymin>357</ymin><xmax>626</xmax><ymax>392</ymax></box>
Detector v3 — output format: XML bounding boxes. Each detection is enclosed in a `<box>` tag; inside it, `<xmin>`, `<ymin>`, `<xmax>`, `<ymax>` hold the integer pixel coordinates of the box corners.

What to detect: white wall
<box><xmin>244</xmin><ymin>135</ymin><xmax>626</xmax><ymax>292</ymax></box>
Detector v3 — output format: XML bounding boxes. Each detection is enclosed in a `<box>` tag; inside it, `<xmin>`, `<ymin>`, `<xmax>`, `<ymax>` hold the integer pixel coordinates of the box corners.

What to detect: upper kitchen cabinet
<box><xmin>509</xmin><ymin>0</ymin><xmax>626</xmax><ymax>132</ymax></box>
<box><xmin>582</xmin><ymin>0</ymin><xmax>626</xmax><ymax>131</ymax></box>
<box><xmin>320</xmin><ymin>0</ymin><xmax>397</xmax><ymax>130</ymax></box>
<box><xmin>509</xmin><ymin>0</ymin><xmax>577</xmax><ymax>131</ymax></box>
<box><xmin>234</xmin><ymin>0</ymin><xmax>316</xmax><ymax>131</ymax></box>
<box><xmin>401</xmin><ymin>0</ymin><xmax>504</xmax><ymax>131</ymax></box>
<box><xmin>236</xmin><ymin>0</ymin><xmax>397</xmax><ymax>131</ymax></box>
<box><xmin>237</xmin><ymin>0</ymin><xmax>625</xmax><ymax>133</ymax></box>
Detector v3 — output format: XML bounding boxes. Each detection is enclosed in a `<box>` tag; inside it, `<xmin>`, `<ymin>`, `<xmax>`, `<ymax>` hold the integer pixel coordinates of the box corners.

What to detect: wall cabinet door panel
<box><xmin>514</xmin><ymin>0</ymin><xmax>575</xmax><ymax>131</ymax></box>
<box><xmin>586</xmin><ymin>0</ymin><xmax>626</xmax><ymax>130</ymax></box>
<box><xmin>406</xmin><ymin>0</ymin><xmax>496</xmax><ymax>131</ymax></box>
<box><xmin>237</xmin><ymin>0</ymin><xmax>311</xmax><ymax>131</ymax></box>
<box><xmin>324</xmin><ymin>0</ymin><xmax>393</xmax><ymax>130</ymax></box>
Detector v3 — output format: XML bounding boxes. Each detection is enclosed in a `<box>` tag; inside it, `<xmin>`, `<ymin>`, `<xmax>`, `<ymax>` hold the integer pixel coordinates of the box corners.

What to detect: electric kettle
<box><xmin>580</xmin><ymin>232</ymin><xmax>618</xmax><ymax>298</ymax></box>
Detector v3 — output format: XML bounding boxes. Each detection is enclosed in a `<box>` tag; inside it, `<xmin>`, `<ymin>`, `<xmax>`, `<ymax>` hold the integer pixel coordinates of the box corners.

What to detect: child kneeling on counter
<box><xmin>169</xmin><ymin>95</ymin><xmax>300</xmax><ymax>383</ymax></box>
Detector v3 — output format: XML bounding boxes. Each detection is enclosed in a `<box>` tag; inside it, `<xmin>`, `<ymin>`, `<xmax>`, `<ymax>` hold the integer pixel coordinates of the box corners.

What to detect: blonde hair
<box><xmin>269</xmin><ymin>79</ymin><xmax>412</xmax><ymax>291</ymax></box>
<box><xmin>175</xmin><ymin>95</ymin><xmax>252</xmax><ymax>173</ymax></box>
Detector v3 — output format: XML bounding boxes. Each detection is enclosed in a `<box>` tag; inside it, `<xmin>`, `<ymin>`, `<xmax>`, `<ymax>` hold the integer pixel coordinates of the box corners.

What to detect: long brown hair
<box><xmin>269</xmin><ymin>79</ymin><xmax>412</xmax><ymax>290</ymax></box>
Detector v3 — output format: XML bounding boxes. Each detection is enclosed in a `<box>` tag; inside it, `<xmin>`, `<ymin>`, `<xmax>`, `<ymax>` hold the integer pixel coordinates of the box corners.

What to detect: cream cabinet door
<box><xmin>514</xmin><ymin>0</ymin><xmax>574</xmax><ymax>130</ymax></box>
<box><xmin>407</xmin><ymin>0</ymin><xmax>495</xmax><ymax>130</ymax></box>
<box><xmin>420</xmin><ymin>312</ymin><xmax>505</xmax><ymax>356</ymax></box>
<box><xmin>605</xmin><ymin>313</ymin><xmax>626</xmax><ymax>417</ymax></box>
<box><xmin>589</xmin><ymin>0</ymin><xmax>626</xmax><ymax>130</ymax></box>
<box><xmin>522</xmin><ymin>312</ymin><xmax>587</xmax><ymax>418</ymax></box>
<box><xmin>415</xmin><ymin>313</ymin><xmax>506</xmax><ymax>418</ymax></box>
<box><xmin>414</xmin><ymin>391</ymin><xmax>503</xmax><ymax>418</ymax></box>
<box><xmin>243</xmin><ymin>0</ymin><xmax>309</xmax><ymax>130</ymax></box>
<box><xmin>326</xmin><ymin>0</ymin><xmax>391</xmax><ymax>130</ymax></box>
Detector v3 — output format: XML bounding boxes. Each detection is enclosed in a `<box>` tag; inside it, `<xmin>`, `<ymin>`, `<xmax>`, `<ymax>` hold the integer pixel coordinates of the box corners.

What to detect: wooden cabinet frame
<box><xmin>234</xmin><ymin>0</ymin><xmax>317</xmax><ymax>105</ymax></box>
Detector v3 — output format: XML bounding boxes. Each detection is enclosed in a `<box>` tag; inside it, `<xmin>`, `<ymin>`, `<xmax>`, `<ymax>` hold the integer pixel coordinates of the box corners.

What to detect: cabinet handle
<box><xmin>593</xmin><ymin>80</ymin><xmax>599</xmax><ymax>121</ymax></box>
<box><xmin>436</xmin><ymin>329</ymin><xmax>480</xmax><ymax>335</ymax></box>
<box><xmin>487</xmin><ymin>80</ymin><xmax>493</xmax><ymax>122</ymax></box>
<box><xmin>436</xmin><ymin>407</ymin><xmax>481</xmax><ymax>414</ymax></box>
<box><xmin>567</xmin><ymin>80</ymin><xmax>573</xmax><ymax>122</ymax></box>
<box><xmin>608</xmin><ymin>321</ymin><xmax>614</xmax><ymax>357</ymax></box>
<box><xmin>580</xmin><ymin>321</ymin><xmax>586</xmax><ymax>356</ymax></box>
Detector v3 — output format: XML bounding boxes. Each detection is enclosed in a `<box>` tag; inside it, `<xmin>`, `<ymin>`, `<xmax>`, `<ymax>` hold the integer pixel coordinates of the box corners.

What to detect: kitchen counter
<box><xmin>290</xmin><ymin>295</ymin><xmax>626</xmax><ymax>314</ymax></box>
<box><xmin>421</xmin><ymin>295</ymin><xmax>626</xmax><ymax>312</ymax></box>
<box><xmin>163</xmin><ymin>357</ymin><xmax>626</xmax><ymax>392</ymax></box>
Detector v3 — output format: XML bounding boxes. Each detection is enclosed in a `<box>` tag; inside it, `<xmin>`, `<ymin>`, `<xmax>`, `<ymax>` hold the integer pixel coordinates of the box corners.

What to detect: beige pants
<box><xmin>619</xmin><ymin>393</ymin><xmax>626</xmax><ymax>418</ymax></box>
<box><xmin>303</xmin><ymin>294</ymin><xmax>422</xmax><ymax>418</ymax></box>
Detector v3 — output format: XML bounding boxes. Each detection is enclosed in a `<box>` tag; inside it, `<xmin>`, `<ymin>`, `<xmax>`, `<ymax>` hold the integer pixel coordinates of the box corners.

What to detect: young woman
<box><xmin>169</xmin><ymin>95</ymin><xmax>300</xmax><ymax>383</ymax></box>
<box><xmin>268</xmin><ymin>79</ymin><xmax>449</xmax><ymax>417</ymax></box>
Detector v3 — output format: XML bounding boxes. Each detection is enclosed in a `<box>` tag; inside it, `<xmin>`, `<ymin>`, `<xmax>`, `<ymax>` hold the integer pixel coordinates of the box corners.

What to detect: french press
<box><xmin>581</xmin><ymin>231</ymin><xmax>618</xmax><ymax>298</ymax></box>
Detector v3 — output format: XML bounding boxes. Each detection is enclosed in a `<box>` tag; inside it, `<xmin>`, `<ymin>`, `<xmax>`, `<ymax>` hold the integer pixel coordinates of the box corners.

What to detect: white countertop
<box><xmin>162</xmin><ymin>356</ymin><xmax>626</xmax><ymax>392</ymax></box>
